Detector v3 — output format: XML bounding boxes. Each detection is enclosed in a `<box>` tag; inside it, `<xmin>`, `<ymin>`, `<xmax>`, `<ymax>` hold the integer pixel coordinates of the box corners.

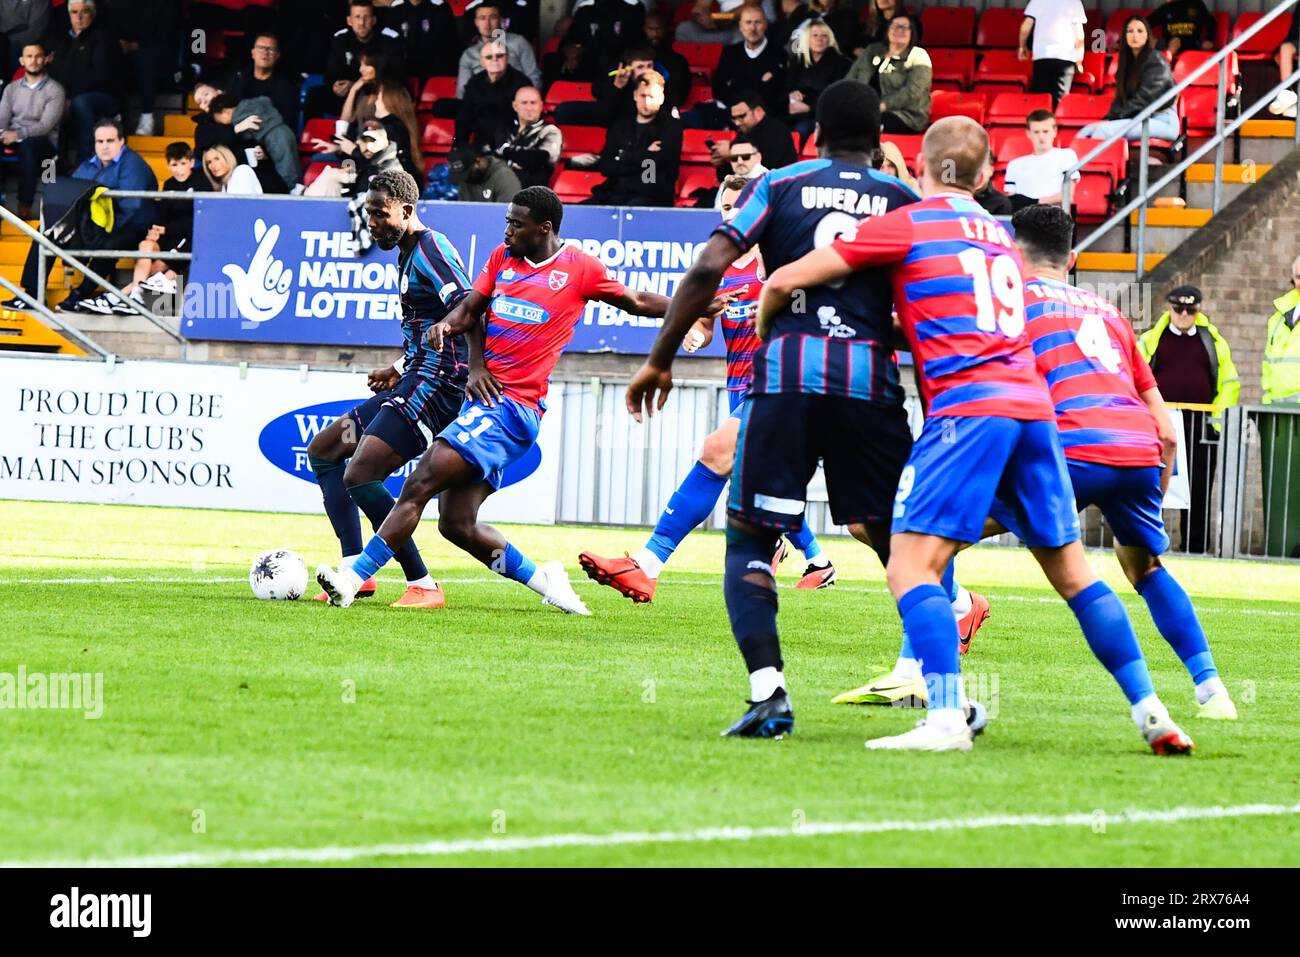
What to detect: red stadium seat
<box><xmin>683</xmin><ymin>83</ymin><xmax>717</xmax><ymax>110</ymax></box>
<box><xmin>420</xmin><ymin>117</ymin><xmax>455</xmax><ymax>156</ymax></box>
<box><xmin>1231</xmin><ymin>11</ymin><xmax>1293</xmax><ymax>60</ymax></box>
<box><xmin>1072</xmin><ymin>171</ymin><xmax>1114</xmax><ymax>222</ymax></box>
<box><xmin>1213</xmin><ymin>11</ymin><xmax>1231</xmax><ymax>49</ymax></box>
<box><xmin>800</xmin><ymin>133</ymin><xmax>817</xmax><ymax>158</ymax></box>
<box><xmin>1172</xmin><ymin>50</ymin><xmax>1239</xmax><ymax>89</ymax></box>
<box><xmin>677</xmin><ymin>42</ymin><xmax>723</xmax><ymax>79</ymax></box>
<box><xmin>553</xmin><ymin>169</ymin><xmax>606</xmax><ymax>203</ymax></box>
<box><xmin>1055</xmin><ymin>92</ymin><xmax>1115</xmax><ymax>128</ymax></box>
<box><xmin>1105</xmin><ymin>9</ymin><xmax>1153</xmax><ymax>50</ymax></box>
<box><xmin>544</xmin><ymin>81</ymin><xmax>594</xmax><ymax>114</ymax></box>
<box><xmin>1179</xmin><ymin>88</ymin><xmax>1221</xmax><ymax>138</ymax></box>
<box><xmin>881</xmin><ymin>133</ymin><xmax>923</xmax><ymax>172</ymax></box>
<box><xmin>681</xmin><ymin>128</ymin><xmax>734</xmax><ymax>165</ymax></box>
<box><xmin>1076</xmin><ymin>49</ymin><xmax>1108</xmax><ymax>92</ymax></box>
<box><xmin>1084</xmin><ymin>8</ymin><xmax>1105</xmax><ymax>49</ymax></box>
<box><xmin>1070</xmin><ymin>137</ymin><xmax>1129</xmax><ymax>188</ymax></box>
<box><xmin>558</xmin><ymin>125</ymin><xmax>606</xmax><ymax>159</ymax></box>
<box><xmin>302</xmin><ymin>161</ymin><xmax>335</xmax><ymax>187</ymax></box>
<box><xmin>987</xmin><ymin>91</ymin><xmax>1052</xmax><ymax>126</ymax></box>
<box><xmin>975</xmin><ymin>8</ymin><xmax>1025</xmax><ymax>48</ymax></box>
<box><xmin>676</xmin><ymin>165</ymin><xmax>719</xmax><ymax>206</ymax></box>
<box><xmin>418</xmin><ymin>76</ymin><xmax>458</xmax><ymax>112</ymax></box>
<box><xmin>990</xmin><ymin>127</ymin><xmax>1035</xmax><ymax>169</ymax></box>
<box><xmin>929</xmin><ymin>90</ymin><xmax>987</xmax><ymax>124</ymax></box>
<box><xmin>929</xmin><ymin>48</ymin><xmax>976</xmax><ymax>90</ymax></box>
<box><xmin>975</xmin><ymin>50</ymin><xmax>1032</xmax><ymax>90</ymax></box>
<box><xmin>299</xmin><ymin>117</ymin><xmax>337</xmax><ymax>154</ymax></box>
<box><xmin>921</xmin><ymin>6</ymin><xmax>976</xmax><ymax>48</ymax></box>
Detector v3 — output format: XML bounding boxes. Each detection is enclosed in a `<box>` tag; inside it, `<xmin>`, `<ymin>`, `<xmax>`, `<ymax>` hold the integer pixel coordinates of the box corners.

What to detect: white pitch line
<box><xmin>6</xmin><ymin>801</ymin><xmax>1299</xmax><ymax>868</ymax></box>
<box><xmin>2</xmin><ymin>575</ymin><xmax>1296</xmax><ymax>616</ymax></box>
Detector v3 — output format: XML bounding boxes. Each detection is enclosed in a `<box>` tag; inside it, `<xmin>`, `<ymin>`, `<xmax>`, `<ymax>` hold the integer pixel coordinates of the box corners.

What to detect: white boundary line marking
<box><xmin>7</xmin><ymin>802</ymin><xmax>1299</xmax><ymax>868</ymax></box>
<box><xmin>2</xmin><ymin>575</ymin><xmax>1295</xmax><ymax>616</ymax></box>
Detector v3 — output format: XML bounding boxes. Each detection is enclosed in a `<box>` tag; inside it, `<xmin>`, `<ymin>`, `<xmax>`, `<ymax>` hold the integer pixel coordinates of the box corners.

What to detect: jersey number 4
<box><xmin>958</xmin><ymin>249</ymin><xmax>1025</xmax><ymax>338</ymax></box>
<box><xmin>1074</xmin><ymin>313</ymin><xmax>1124</xmax><ymax>374</ymax></box>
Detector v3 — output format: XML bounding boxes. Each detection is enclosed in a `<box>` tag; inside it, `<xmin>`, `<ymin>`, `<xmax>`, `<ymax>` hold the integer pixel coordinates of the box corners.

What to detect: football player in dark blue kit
<box><xmin>624</xmin><ymin>80</ymin><xmax>986</xmax><ymax>737</ymax></box>
<box><xmin>305</xmin><ymin>170</ymin><xmax>471</xmax><ymax>609</ymax></box>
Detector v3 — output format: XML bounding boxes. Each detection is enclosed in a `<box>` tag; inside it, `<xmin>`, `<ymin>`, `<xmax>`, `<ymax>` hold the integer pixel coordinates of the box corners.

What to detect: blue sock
<box><xmin>723</xmin><ymin>523</ymin><xmax>782</xmax><ymax>674</ymax></box>
<box><xmin>645</xmin><ymin>461</ymin><xmax>727</xmax><ymax>564</ymax></box>
<box><xmin>787</xmin><ymin>522</ymin><xmax>822</xmax><ymax>561</ymax></box>
<box><xmin>348</xmin><ymin>480</ymin><xmax>428</xmax><ymax>582</ymax></box>
<box><xmin>940</xmin><ymin>560</ymin><xmax>959</xmax><ymax>603</ymax></box>
<box><xmin>309</xmin><ymin>455</ymin><xmax>363</xmax><ymax>558</ymax></box>
<box><xmin>349</xmin><ymin>535</ymin><xmax>394</xmax><ymax>581</ymax></box>
<box><xmin>898</xmin><ymin>627</ymin><xmax>914</xmax><ymax>661</ymax></box>
<box><xmin>1068</xmin><ymin>581</ymin><xmax>1154</xmax><ymax>705</ymax></box>
<box><xmin>897</xmin><ymin>584</ymin><xmax>961</xmax><ymax>709</ymax></box>
<box><xmin>494</xmin><ymin>543</ymin><xmax>537</xmax><ymax>585</ymax></box>
<box><xmin>1135</xmin><ymin>567</ymin><xmax>1218</xmax><ymax>684</ymax></box>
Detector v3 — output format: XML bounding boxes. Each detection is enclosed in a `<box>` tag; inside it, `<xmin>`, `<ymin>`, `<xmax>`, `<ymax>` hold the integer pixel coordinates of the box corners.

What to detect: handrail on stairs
<box><xmin>0</xmin><ymin>273</ymin><xmax>112</xmax><ymax>358</ymax></box>
<box><xmin>1061</xmin><ymin>0</ymin><xmax>1300</xmax><ymax>281</ymax></box>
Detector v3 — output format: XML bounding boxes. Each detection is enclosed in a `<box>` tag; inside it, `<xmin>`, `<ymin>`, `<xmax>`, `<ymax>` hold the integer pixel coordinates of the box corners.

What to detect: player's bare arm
<box><xmin>465</xmin><ymin>321</ymin><xmax>502</xmax><ymax>408</ymax></box>
<box><xmin>1139</xmin><ymin>385</ymin><xmax>1179</xmax><ymax>493</ymax></box>
<box><xmin>425</xmin><ymin>289</ymin><xmax>491</xmax><ymax>352</ymax></box>
<box><xmin>757</xmin><ymin>246</ymin><xmax>854</xmax><ymax>339</ymax></box>
<box><xmin>626</xmin><ymin>233</ymin><xmax>740</xmax><ymax>421</ymax></box>
<box><xmin>367</xmin><ymin>365</ymin><xmax>400</xmax><ymax>393</ymax></box>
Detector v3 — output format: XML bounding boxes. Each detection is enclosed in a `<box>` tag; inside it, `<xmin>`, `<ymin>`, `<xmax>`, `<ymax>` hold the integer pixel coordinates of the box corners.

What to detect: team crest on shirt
<box><xmin>548</xmin><ymin>270</ymin><xmax>569</xmax><ymax>291</ymax></box>
<box><xmin>501</xmin><ymin>268</ymin><xmax>516</xmax><ymax>280</ymax></box>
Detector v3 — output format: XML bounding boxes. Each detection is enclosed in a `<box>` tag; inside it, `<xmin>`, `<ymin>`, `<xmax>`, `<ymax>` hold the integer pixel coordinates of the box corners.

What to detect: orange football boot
<box><xmin>390</xmin><ymin>583</ymin><xmax>447</xmax><ymax>608</ymax></box>
<box><xmin>578</xmin><ymin>551</ymin><xmax>656</xmax><ymax>603</ymax></box>
<box><xmin>795</xmin><ymin>562</ymin><xmax>837</xmax><ymax>589</ymax></box>
<box><xmin>770</xmin><ymin>537</ymin><xmax>789</xmax><ymax>576</ymax></box>
<box><xmin>956</xmin><ymin>590</ymin><xmax>990</xmax><ymax>655</ymax></box>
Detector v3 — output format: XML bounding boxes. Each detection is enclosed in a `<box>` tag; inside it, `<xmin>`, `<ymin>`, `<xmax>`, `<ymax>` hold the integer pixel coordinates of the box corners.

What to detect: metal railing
<box><xmin>1062</xmin><ymin>0</ymin><xmax>1300</xmax><ymax>280</ymax></box>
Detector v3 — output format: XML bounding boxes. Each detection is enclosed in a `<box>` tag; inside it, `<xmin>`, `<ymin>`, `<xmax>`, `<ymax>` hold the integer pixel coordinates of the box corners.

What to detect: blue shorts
<box><xmin>991</xmin><ymin>460</ymin><xmax>1169</xmax><ymax>554</ymax></box>
<box><xmin>727</xmin><ymin>389</ymin><xmax>748</xmax><ymax>417</ymax></box>
<box><xmin>729</xmin><ymin>392</ymin><xmax>913</xmax><ymax>532</ymax></box>
<box><xmin>348</xmin><ymin>371</ymin><xmax>464</xmax><ymax>462</ymax></box>
<box><xmin>439</xmin><ymin>396</ymin><xmax>541</xmax><ymax>489</ymax></box>
<box><xmin>893</xmin><ymin>416</ymin><xmax>1080</xmax><ymax>547</ymax></box>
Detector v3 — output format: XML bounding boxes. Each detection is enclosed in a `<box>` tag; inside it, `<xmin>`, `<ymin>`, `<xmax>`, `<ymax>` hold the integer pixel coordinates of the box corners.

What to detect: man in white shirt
<box><xmin>1019</xmin><ymin>0</ymin><xmax>1086</xmax><ymax>108</ymax></box>
<box><xmin>1004</xmin><ymin>108</ymin><xmax>1079</xmax><ymax>211</ymax></box>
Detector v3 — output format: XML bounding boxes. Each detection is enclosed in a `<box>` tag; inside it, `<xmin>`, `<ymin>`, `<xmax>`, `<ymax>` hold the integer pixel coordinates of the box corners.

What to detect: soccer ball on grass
<box><xmin>249</xmin><ymin>549</ymin><xmax>309</xmax><ymax>600</ymax></box>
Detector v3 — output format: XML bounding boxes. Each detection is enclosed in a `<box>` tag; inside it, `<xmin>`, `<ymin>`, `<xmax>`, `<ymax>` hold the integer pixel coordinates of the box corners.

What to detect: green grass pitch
<box><xmin>2</xmin><ymin>499</ymin><xmax>1298</xmax><ymax>867</ymax></box>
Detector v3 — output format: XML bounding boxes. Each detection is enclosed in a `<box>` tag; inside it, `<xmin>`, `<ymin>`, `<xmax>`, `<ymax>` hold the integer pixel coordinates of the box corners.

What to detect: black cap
<box><xmin>1166</xmin><ymin>284</ymin><xmax>1202</xmax><ymax>307</ymax></box>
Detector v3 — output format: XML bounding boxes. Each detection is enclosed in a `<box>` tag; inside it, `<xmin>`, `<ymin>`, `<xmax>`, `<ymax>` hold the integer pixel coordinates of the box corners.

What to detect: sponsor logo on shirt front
<box><xmin>492</xmin><ymin>295</ymin><xmax>550</xmax><ymax>324</ymax></box>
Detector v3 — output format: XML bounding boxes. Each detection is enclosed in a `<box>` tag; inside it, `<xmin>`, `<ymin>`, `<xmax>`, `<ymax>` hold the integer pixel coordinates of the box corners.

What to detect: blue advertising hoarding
<box><xmin>183</xmin><ymin>197</ymin><xmax>728</xmax><ymax>356</ymax></box>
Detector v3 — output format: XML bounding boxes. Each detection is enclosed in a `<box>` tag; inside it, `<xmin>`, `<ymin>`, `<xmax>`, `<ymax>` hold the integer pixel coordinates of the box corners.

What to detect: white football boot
<box><xmin>315</xmin><ymin>564</ymin><xmax>361</xmax><ymax>608</ymax></box>
<box><xmin>538</xmin><ymin>561</ymin><xmax>591</xmax><ymax>615</ymax></box>
<box><xmin>866</xmin><ymin>716</ymin><xmax>973</xmax><ymax>752</ymax></box>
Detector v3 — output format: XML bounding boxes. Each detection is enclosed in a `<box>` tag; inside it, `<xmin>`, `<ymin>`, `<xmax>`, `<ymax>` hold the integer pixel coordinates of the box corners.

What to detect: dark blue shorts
<box><xmin>991</xmin><ymin>460</ymin><xmax>1169</xmax><ymax>554</ymax></box>
<box><xmin>893</xmin><ymin>416</ymin><xmax>1080</xmax><ymax>548</ymax></box>
<box><xmin>728</xmin><ymin>392</ymin><xmax>913</xmax><ymax>532</ymax></box>
<box><xmin>348</xmin><ymin>371</ymin><xmax>465</xmax><ymax>463</ymax></box>
<box><xmin>439</xmin><ymin>396</ymin><xmax>542</xmax><ymax>489</ymax></box>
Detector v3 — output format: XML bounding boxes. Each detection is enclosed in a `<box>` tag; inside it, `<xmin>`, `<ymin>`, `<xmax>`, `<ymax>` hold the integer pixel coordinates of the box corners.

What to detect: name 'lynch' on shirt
<box><xmin>800</xmin><ymin>187</ymin><xmax>891</xmax><ymax>216</ymax></box>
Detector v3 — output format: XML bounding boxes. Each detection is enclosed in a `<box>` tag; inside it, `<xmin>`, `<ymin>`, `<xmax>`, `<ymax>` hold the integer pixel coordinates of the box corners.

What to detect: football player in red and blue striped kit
<box><xmin>625</xmin><ymin>81</ymin><xmax>989</xmax><ymax>739</ymax></box>
<box><xmin>578</xmin><ymin>176</ymin><xmax>837</xmax><ymax>604</ymax></box>
<box><xmin>762</xmin><ymin>116</ymin><xmax>1195</xmax><ymax>754</ymax></box>
<box><xmin>994</xmin><ymin>204</ymin><xmax>1235</xmax><ymax>721</ymax></box>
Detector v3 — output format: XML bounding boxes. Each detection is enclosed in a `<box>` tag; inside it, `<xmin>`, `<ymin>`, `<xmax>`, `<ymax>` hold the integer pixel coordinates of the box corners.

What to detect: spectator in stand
<box><xmin>457</xmin><ymin>1</ymin><xmax>540</xmax><ymax>97</ymax></box>
<box><xmin>565</xmin><ymin>0</ymin><xmax>644</xmax><ymax>76</ymax></box>
<box><xmin>786</xmin><ymin>19</ymin><xmax>849</xmax><ymax>140</ymax></box>
<box><xmin>542</xmin><ymin>31</ymin><xmax>592</xmax><ymax>91</ymax></box>
<box><xmin>709</xmin><ymin>6</ymin><xmax>787</xmax><ymax>127</ymax></box>
<box><xmin>460</xmin><ymin>0</ymin><xmax>540</xmax><ymax>43</ymax></box>
<box><xmin>1149</xmin><ymin>0</ymin><xmax>1216</xmax><ymax>59</ymax></box>
<box><xmin>847</xmin><ymin>14</ymin><xmax>930</xmax><ymax>134</ymax></box>
<box><xmin>208</xmin><ymin>93</ymin><xmax>298</xmax><ymax>193</ymax></box>
<box><xmin>812</xmin><ymin>0</ymin><xmax>864</xmax><ymax>56</ymax></box>
<box><xmin>0</xmin><ymin>41</ymin><xmax>65</xmax><ymax>220</ymax></box>
<box><xmin>6</xmin><ymin>118</ymin><xmax>158</xmax><ymax>313</ymax></box>
<box><xmin>771</xmin><ymin>0</ymin><xmax>812</xmax><ymax>52</ymax></box>
<box><xmin>191</xmin><ymin>81</ymin><xmax>241</xmax><ymax>158</ymax></box>
<box><xmin>76</xmin><ymin>141</ymin><xmax>211</xmax><ymax>316</ymax></box>
<box><xmin>642</xmin><ymin>12</ymin><xmax>692</xmax><ymax>113</ymax></box>
<box><xmin>710</xmin><ymin>90</ymin><xmax>796</xmax><ymax>172</ymax></box>
<box><xmin>677</xmin><ymin>0</ymin><xmax>746</xmax><ymax>46</ymax></box>
<box><xmin>1269</xmin><ymin>11</ymin><xmax>1298</xmax><ymax>119</ymax></box>
<box><xmin>306</xmin><ymin>120</ymin><xmax>406</xmax><ymax>197</ymax></box>
<box><xmin>203</xmin><ymin>144</ymin><xmax>264</xmax><ymax>194</ymax></box>
<box><xmin>448</xmin><ymin>141</ymin><xmax>522</xmax><ymax>202</ymax></box>
<box><xmin>380</xmin><ymin>0</ymin><xmax>461</xmax><ymax>80</ymax></box>
<box><xmin>0</xmin><ymin>0</ymin><xmax>50</xmax><ymax>74</ymax></box>
<box><xmin>47</xmin><ymin>0</ymin><xmax>121</xmax><ymax>166</ymax></box>
<box><xmin>592</xmin><ymin>45</ymin><xmax>686</xmax><ymax>125</ymax></box>
<box><xmin>1137</xmin><ymin>285</ymin><xmax>1240</xmax><ymax>554</ymax></box>
<box><xmin>1004</xmin><ymin>108</ymin><xmax>1080</xmax><ymax>211</ymax></box>
<box><xmin>1078</xmin><ymin>15</ymin><xmax>1179</xmax><ymax>143</ymax></box>
<box><xmin>572</xmin><ymin>70</ymin><xmax>682</xmax><ymax>207</ymax></box>
<box><xmin>112</xmin><ymin>0</ymin><xmax>182</xmax><ymax>136</ymax></box>
<box><xmin>862</xmin><ymin>0</ymin><xmax>915</xmax><ymax>48</ymax></box>
<box><xmin>307</xmin><ymin>1</ymin><xmax>406</xmax><ymax>120</ymax></box>
<box><xmin>877</xmin><ymin>139</ymin><xmax>917</xmax><ymax>192</ymax></box>
<box><xmin>226</xmin><ymin>31</ymin><xmax>302</xmax><ymax>135</ymax></box>
<box><xmin>338</xmin><ymin>48</ymin><xmax>385</xmax><ymax>129</ymax></box>
<box><xmin>496</xmin><ymin>86</ymin><xmax>561</xmax><ymax>188</ymax></box>
<box><xmin>974</xmin><ymin>149</ymin><xmax>1013</xmax><ymax>216</ymax></box>
<box><xmin>1019</xmin><ymin>0</ymin><xmax>1086</xmax><ymax>108</ymax></box>
<box><xmin>712</xmin><ymin>140</ymin><xmax>766</xmax><ymax>208</ymax></box>
<box><xmin>455</xmin><ymin>40</ymin><xmax>530</xmax><ymax>147</ymax></box>
<box><xmin>273</xmin><ymin>0</ymin><xmax>343</xmax><ymax>76</ymax></box>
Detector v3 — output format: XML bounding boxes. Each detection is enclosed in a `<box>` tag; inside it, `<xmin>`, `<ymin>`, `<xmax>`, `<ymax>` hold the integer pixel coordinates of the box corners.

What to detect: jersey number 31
<box><xmin>958</xmin><ymin>249</ymin><xmax>1025</xmax><ymax>338</ymax></box>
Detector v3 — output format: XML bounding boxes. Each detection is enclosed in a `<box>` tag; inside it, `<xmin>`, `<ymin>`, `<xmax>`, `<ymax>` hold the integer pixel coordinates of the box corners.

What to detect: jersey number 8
<box><xmin>958</xmin><ymin>249</ymin><xmax>1025</xmax><ymax>338</ymax></box>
